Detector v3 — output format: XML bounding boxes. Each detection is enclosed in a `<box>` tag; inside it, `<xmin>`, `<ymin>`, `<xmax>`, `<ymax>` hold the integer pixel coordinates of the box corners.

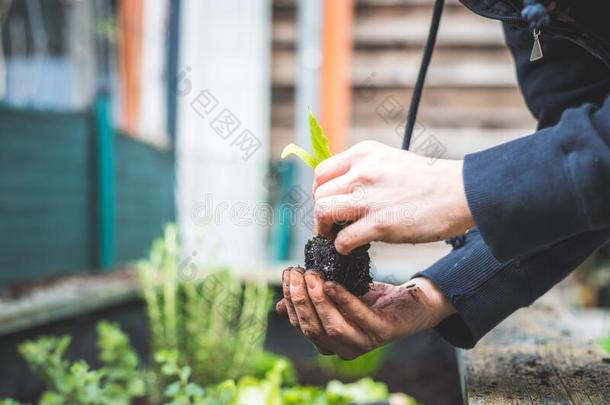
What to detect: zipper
<box><xmin>530</xmin><ymin>29</ymin><xmax>544</xmax><ymax>61</ymax></box>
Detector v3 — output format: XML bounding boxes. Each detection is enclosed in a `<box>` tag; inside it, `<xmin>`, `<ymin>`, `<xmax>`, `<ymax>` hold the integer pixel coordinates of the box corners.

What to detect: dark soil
<box><xmin>304</xmin><ymin>235</ymin><xmax>372</xmax><ymax>296</ymax></box>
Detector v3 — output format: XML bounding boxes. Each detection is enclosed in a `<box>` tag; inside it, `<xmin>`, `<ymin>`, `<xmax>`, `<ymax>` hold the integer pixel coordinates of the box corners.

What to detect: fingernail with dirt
<box><xmin>305</xmin><ymin>272</ymin><xmax>318</xmax><ymax>289</ymax></box>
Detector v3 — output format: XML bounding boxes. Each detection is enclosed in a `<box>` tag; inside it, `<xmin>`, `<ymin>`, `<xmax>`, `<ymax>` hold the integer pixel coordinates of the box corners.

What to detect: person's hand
<box><xmin>276</xmin><ymin>267</ymin><xmax>455</xmax><ymax>360</ymax></box>
<box><xmin>313</xmin><ymin>140</ymin><xmax>474</xmax><ymax>254</ymax></box>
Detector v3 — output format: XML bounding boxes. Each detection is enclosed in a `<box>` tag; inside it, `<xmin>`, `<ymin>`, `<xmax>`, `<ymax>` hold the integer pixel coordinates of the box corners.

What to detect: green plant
<box><xmin>16</xmin><ymin>322</ymin><xmax>144</xmax><ymax>405</ymax></box>
<box><xmin>249</xmin><ymin>351</ymin><xmax>298</xmax><ymax>386</ymax></box>
<box><xmin>281</xmin><ymin>108</ymin><xmax>332</xmax><ymax>169</ymax></box>
<box><xmin>318</xmin><ymin>345</ymin><xmax>391</xmax><ymax>379</ymax></box>
<box><xmin>280</xmin><ymin>111</ymin><xmax>373</xmax><ymax>296</ymax></box>
<box><xmin>601</xmin><ymin>335</ymin><xmax>610</xmax><ymax>354</ymax></box>
<box><xmin>325</xmin><ymin>378</ymin><xmax>388</xmax><ymax>403</ymax></box>
<box><xmin>155</xmin><ymin>350</ymin><xmax>205</xmax><ymax>405</ymax></box>
<box><xmin>0</xmin><ymin>399</ymin><xmax>21</xmax><ymax>405</ymax></box>
<box><xmin>96</xmin><ymin>321</ymin><xmax>145</xmax><ymax>401</ymax></box>
<box><xmin>138</xmin><ymin>224</ymin><xmax>274</xmax><ymax>386</ymax></box>
<box><xmin>207</xmin><ymin>357</ymin><xmax>383</xmax><ymax>405</ymax></box>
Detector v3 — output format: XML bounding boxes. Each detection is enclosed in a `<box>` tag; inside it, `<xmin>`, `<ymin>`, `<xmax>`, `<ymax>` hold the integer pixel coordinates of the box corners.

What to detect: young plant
<box><xmin>96</xmin><ymin>321</ymin><xmax>145</xmax><ymax>401</ymax></box>
<box><xmin>16</xmin><ymin>322</ymin><xmax>144</xmax><ymax>405</ymax></box>
<box><xmin>281</xmin><ymin>109</ymin><xmax>372</xmax><ymax>296</ymax></box>
<box><xmin>154</xmin><ymin>350</ymin><xmax>205</xmax><ymax>405</ymax></box>
<box><xmin>138</xmin><ymin>224</ymin><xmax>275</xmax><ymax>387</ymax></box>
<box><xmin>601</xmin><ymin>335</ymin><xmax>610</xmax><ymax>354</ymax></box>
<box><xmin>317</xmin><ymin>345</ymin><xmax>391</xmax><ymax>380</ymax></box>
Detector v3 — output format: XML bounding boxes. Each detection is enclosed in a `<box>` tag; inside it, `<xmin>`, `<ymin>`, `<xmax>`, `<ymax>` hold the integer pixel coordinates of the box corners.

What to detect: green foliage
<box><xmin>318</xmin><ymin>345</ymin><xmax>391</xmax><ymax>379</ymax></box>
<box><xmin>601</xmin><ymin>335</ymin><xmax>610</xmax><ymax>354</ymax></box>
<box><xmin>281</xmin><ymin>108</ymin><xmax>332</xmax><ymax>169</ymax></box>
<box><xmin>16</xmin><ymin>322</ymin><xmax>144</xmax><ymax>405</ymax></box>
<box><xmin>249</xmin><ymin>351</ymin><xmax>298</xmax><ymax>386</ymax></box>
<box><xmin>0</xmin><ymin>399</ymin><xmax>21</xmax><ymax>405</ymax></box>
<box><xmin>155</xmin><ymin>350</ymin><xmax>205</xmax><ymax>405</ymax></box>
<box><xmin>2</xmin><ymin>224</ymin><xmax>401</xmax><ymax>404</ymax></box>
<box><xmin>96</xmin><ymin>321</ymin><xmax>145</xmax><ymax>401</ymax></box>
<box><xmin>138</xmin><ymin>224</ymin><xmax>274</xmax><ymax>386</ymax></box>
<box><xmin>326</xmin><ymin>378</ymin><xmax>387</xmax><ymax>403</ymax></box>
<box><xmin>206</xmin><ymin>358</ymin><xmax>364</xmax><ymax>405</ymax></box>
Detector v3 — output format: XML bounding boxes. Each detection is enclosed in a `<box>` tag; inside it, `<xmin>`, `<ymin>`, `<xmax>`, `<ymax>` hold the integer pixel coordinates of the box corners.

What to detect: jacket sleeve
<box><xmin>414</xmin><ymin>228</ymin><xmax>610</xmax><ymax>349</ymax></box>
<box><xmin>463</xmin><ymin>95</ymin><xmax>610</xmax><ymax>262</ymax></box>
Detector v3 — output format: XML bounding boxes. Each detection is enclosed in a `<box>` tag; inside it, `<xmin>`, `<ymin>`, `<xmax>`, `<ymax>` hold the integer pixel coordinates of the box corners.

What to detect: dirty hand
<box><xmin>276</xmin><ymin>267</ymin><xmax>455</xmax><ymax>360</ymax></box>
<box><xmin>313</xmin><ymin>140</ymin><xmax>474</xmax><ymax>254</ymax></box>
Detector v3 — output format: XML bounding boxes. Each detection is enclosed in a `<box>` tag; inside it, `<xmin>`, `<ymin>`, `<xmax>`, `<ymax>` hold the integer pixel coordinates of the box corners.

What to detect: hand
<box><xmin>276</xmin><ymin>267</ymin><xmax>455</xmax><ymax>360</ymax></box>
<box><xmin>312</xmin><ymin>140</ymin><xmax>474</xmax><ymax>254</ymax></box>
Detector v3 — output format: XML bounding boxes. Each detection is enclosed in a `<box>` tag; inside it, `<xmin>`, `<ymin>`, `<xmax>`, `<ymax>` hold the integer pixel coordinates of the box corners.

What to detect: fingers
<box><xmin>323</xmin><ymin>281</ymin><xmax>381</xmax><ymax>331</ymax></box>
<box><xmin>282</xmin><ymin>268</ymin><xmax>376</xmax><ymax>358</ymax></box>
<box><xmin>314</xmin><ymin>195</ymin><xmax>367</xmax><ymax>235</ymax></box>
<box><xmin>312</xmin><ymin>152</ymin><xmax>352</xmax><ymax>194</ymax></box>
<box><xmin>313</xmin><ymin>173</ymin><xmax>354</xmax><ymax>201</ymax></box>
<box><xmin>275</xmin><ymin>298</ymin><xmax>287</xmax><ymax>316</ymax></box>
<box><xmin>334</xmin><ymin>216</ymin><xmax>381</xmax><ymax>255</ymax></box>
<box><xmin>314</xmin><ymin>217</ymin><xmax>335</xmax><ymax>238</ymax></box>
<box><xmin>304</xmin><ymin>271</ymin><xmax>371</xmax><ymax>349</ymax></box>
<box><xmin>289</xmin><ymin>269</ymin><xmax>334</xmax><ymax>355</ymax></box>
<box><xmin>289</xmin><ymin>270</ymin><xmax>324</xmax><ymax>341</ymax></box>
<box><xmin>282</xmin><ymin>269</ymin><xmax>300</xmax><ymax>329</ymax></box>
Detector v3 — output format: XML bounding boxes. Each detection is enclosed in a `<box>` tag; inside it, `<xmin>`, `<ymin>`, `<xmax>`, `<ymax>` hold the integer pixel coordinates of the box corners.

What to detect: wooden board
<box><xmin>461</xmin><ymin>292</ymin><xmax>610</xmax><ymax>404</ymax></box>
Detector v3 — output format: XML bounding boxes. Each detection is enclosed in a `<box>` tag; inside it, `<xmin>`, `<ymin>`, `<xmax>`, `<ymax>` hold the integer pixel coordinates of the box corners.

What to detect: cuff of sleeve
<box><xmin>413</xmin><ymin>230</ymin><xmax>530</xmax><ymax>349</ymax></box>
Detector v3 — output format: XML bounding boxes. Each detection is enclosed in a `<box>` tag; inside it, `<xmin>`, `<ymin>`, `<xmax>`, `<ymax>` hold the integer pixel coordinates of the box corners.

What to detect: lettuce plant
<box><xmin>318</xmin><ymin>345</ymin><xmax>391</xmax><ymax>379</ymax></box>
<box><xmin>281</xmin><ymin>110</ymin><xmax>372</xmax><ymax>296</ymax></box>
<box><xmin>281</xmin><ymin>108</ymin><xmax>333</xmax><ymax>169</ymax></box>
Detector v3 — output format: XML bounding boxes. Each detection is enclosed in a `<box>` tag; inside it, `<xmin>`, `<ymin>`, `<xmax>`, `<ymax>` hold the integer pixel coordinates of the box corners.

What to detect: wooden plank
<box><xmin>273</xmin><ymin>90</ymin><xmax>534</xmax><ymax>130</ymax></box>
<box><xmin>0</xmin><ymin>270</ymin><xmax>139</xmax><ymax>337</ymax></box>
<box><xmin>271</xmin><ymin>126</ymin><xmax>533</xmax><ymax>159</ymax></box>
<box><xmin>273</xmin><ymin>48</ymin><xmax>517</xmax><ymax>88</ymax></box>
<box><xmin>462</xmin><ymin>292</ymin><xmax>610</xmax><ymax>404</ymax></box>
<box><xmin>274</xmin><ymin>5</ymin><xmax>507</xmax><ymax>48</ymax></box>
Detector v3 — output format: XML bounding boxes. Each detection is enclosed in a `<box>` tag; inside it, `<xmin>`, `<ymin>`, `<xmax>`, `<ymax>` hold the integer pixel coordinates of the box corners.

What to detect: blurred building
<box><xmin>0</xmin><ymin>0</ymin><xmax>176</xmax><ymax>287</ymax></box>
<box><xmin>3</xmin><ymin>0</ymin><xmax>603</xmax><ymax>288</ymax></box>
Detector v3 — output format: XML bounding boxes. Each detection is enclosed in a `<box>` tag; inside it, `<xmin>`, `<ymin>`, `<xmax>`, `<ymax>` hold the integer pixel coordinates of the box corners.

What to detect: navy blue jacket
<box><xmin>417</xmin><ymin>0</ymin><xmax>610</xmax><ymax>348</ymax></box>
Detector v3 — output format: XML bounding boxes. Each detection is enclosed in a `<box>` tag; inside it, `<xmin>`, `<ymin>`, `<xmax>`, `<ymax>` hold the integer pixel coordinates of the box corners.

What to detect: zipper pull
<box><xmin>530</xmin><ymin>29</ymin><xmax>544</xmax><ymax>62</ymax></box>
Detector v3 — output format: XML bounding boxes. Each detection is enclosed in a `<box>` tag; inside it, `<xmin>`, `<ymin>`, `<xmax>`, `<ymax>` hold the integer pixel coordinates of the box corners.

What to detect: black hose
<box><xmin>402</xmin><ymin>0</ymin><xmax>445</xmax><ymax>150</ymax></box>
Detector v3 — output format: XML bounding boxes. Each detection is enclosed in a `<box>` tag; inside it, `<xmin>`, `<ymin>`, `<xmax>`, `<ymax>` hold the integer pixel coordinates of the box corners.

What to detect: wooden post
<box><xmin>321</xmin><ymin>0</ymin><xmax>353</xmax><ymax>154</ymax></box>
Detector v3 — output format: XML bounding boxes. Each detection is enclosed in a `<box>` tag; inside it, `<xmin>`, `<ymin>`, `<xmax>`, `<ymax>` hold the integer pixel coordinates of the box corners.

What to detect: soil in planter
<box><xmin>304</xmin><ymin>235</ymin><xmax>372</xmax><ymax>296</ymax></box>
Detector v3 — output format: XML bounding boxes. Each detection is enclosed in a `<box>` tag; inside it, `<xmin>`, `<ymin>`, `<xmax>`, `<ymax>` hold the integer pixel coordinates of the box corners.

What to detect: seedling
<box><xmin>281</xmin><ymin>109</ymin><xmax>372</xmax><ymax>296</ymax></box>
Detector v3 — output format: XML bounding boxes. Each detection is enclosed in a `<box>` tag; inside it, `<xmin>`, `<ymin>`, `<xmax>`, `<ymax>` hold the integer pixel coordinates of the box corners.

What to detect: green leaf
<box><xmin>280</xmin><ymin>109</ymin><xmax>332</xmax><ymax>169</ymax></box>
<box><xmin>601</xmin><ymin>335</ymin><xmax>610</xmax><ymax>354</ymax></box>
<box><xmin>326</xmin><ymin>378</ymin><xmax>389</xmax><ymax>403</ymax></box>
<box><xmin>280</xmin><ymin>144</ymin><xmax>318</xmax><ymax>169</ymax></box>
<box><xmin>308</xmin><ymin>108</ymin><xmax>332</xmax><ymax>162</ymax></box>
<box><xmin>164</xmin><ymin>381</ymin><xmax>181</xmax><ymax>398</ymax></box>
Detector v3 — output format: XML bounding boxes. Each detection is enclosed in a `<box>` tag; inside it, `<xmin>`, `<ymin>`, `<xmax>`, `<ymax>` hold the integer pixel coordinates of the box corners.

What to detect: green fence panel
<box><xmin>0</xmin><ymin>107</ymin><xmax>95</xmax><ymax>286</ymax></box>
<box><xmin>114</xmin><ymin>133</ymin><xmax>175</xmax><ymax>264</ymax></box>
<box><xmin>0</xmin><ymin>106</ymin><xmax>175</xmax><ymax>289</ymax></box>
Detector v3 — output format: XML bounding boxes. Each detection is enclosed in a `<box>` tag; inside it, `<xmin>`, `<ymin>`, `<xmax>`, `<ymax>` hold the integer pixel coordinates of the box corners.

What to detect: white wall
<box><xmin>176</xmin><ymin>0</ymin><xmax>271</xmax><ymax>272</ymax></box>
<box><xmin>139</xmin><ymin>0</ymin><xmax>168</xmax><ymax>144</ymax></box>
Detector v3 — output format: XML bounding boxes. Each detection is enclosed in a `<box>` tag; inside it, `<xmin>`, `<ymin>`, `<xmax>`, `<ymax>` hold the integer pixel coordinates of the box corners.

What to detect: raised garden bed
<box><xmin>0</xmin><ymin>271</ymin><xmax>461</xmax><ymax>404</ymax></box>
